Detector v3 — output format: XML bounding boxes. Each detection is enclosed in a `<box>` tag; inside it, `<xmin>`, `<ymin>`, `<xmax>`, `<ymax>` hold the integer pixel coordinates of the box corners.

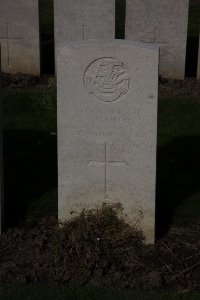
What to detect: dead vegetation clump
<box><xmin>0</xmin><ymin>206</ymin><xmax>144</xmax><ymax>286</ymax></box>
<box><xmin>49</xmin><ymin>206</ymin><xmax>145</xmax><ymax>285</ymax></box>
<box><xmin>0</xmin><ymin>207</ymin><xmax>200</xmax><ymax>292</ymax></box>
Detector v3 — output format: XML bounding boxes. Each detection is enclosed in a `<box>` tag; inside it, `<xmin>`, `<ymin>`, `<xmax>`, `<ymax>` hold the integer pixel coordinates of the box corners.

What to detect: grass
<box><xmin>3</xmin><ymin>87</ymin><xmax>57</xmax><ymax>228</ymax></box>
<box><xmin>1</xmin><ymin>1</ymin><xmax>200</xmax><ymax>298</ymax></box>
<box><xmin>2</xmin><ymin>87</ymin><xmax>200</xmax><ymax>231</ymax></box>
<box><xmin>2</xmin><ymin>89</ymin><xmax>200</xmax><ymax>298</ymax></box>
<box><xmin>0</xmin><ymin>285</ymin><xmax>200</xmax><ymax>300</ymax></box>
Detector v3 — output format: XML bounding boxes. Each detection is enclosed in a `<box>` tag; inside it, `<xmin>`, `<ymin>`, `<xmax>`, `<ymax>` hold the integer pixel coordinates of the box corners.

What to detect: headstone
<box><xmin>0</xmin><ymin>47</ymin><xmax>3</xmax><ymax>232</ymax></box>
<box><xmin>0</xmin><ymin>0</ymin><xmax>40</xmax><ymax>74</ymax></box>
<box><xmin>57</xmin><ymin>40</ymin><xmax>159</xmax><ymax>244</ymax></box>
<box><xmin>125</xmin><ymin>0</ymin><xmax>189</xmax><ymax>79</ymax></box>
<box><xmin>54</xmin><ymin>0</ymin><xmax>115</xmax><ymax>55</ymax></box>
<box><xmin>197</xmin><ymin>32</ymin><xmax>200</xmax><ymax>80</ymax></box>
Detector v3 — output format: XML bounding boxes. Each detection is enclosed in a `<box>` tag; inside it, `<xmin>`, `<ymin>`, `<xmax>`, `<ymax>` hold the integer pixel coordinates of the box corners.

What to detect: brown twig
<box><xmin>161</xmin><ymin>241</ymin><xmax>183</xmax><ymax>268</ymax></box>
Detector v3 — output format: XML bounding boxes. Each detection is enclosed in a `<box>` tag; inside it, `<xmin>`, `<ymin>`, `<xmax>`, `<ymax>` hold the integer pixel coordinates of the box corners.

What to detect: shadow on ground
<box><xmin>3</xmin><ymin>130</ymin><xmax>200</xmax><ymax>238</ymax></box>
<box><xmin>156</xmin><ymin>135</ymin><xmax>200</xmax><ymax>238</ymax></box>
<box><xmin>3</xmin><ymin>129</ymin><xmax>57</xmax><ymax>229</ymax></box>
<box><xmin>185</xmin><ymin>37</ymin><xmax>199</xmax><ymax>77</ymax></box>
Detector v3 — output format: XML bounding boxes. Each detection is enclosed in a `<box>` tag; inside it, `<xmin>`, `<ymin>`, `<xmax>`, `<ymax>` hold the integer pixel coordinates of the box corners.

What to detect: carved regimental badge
<box><xmin>84</xmin><ymin>57</ymin><xmax>130</xmax><ymax>102</ymax></box>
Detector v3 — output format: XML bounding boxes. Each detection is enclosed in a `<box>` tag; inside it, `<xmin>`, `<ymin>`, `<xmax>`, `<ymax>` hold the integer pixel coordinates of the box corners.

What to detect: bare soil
<box><xmin>2</xmin><ymin>73</ymin><xmax>200</xmax><ymax>98</ymax></box>
<box><xmin>0</xmin><ymin>208</ymin><xmax>200</xmax><ymax>292</ymax></box>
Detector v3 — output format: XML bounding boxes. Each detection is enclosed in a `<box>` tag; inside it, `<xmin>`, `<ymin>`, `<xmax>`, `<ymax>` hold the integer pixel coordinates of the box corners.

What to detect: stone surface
<box><xmin>0</xmin><ymin>48</ymin><xmax>3</xmax><ymax>232</ymax></box>
<box><xmin>0</xmin><ymin>0</ymin><xmax>40</xmax><ymax>74</ymax></box>
<box><xmin>125</xmin><ymin>0</ymin><xmax>189</xmax><ymax>79</ymax></box>
<box><xmin>54</xmin><ymin>0</ymin><xmax>115</xmax><ymax>55</ymax></box>
<box><xmin>197</xmin><ymin>33</ymin><xmax>200</xmax><ymax>80</ymax></box>
<box><xmin>57</xmin><ymin>40</ymin><xmax>159</xmax><ymax>243</ymax></box>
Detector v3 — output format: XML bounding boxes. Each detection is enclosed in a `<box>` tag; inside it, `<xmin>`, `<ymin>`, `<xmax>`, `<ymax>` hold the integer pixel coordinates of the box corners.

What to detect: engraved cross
<box><xmin>0</xmin><ymin>23</ymin><xmax>21</xmax><ymax>67</ymax></box>
<box><xmin>88</xmin><ymin>143</ymin><xmax>126</xmax><ymax>200</ymax></box>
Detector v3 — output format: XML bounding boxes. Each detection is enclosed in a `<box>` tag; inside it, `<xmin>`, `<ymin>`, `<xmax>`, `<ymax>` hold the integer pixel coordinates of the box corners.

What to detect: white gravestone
<box><xmin>125</xmin><ymin>0</ymin><xmax>189</xmax><ymax>80</ymax></box>
<box><xmin>57</xmin><ymin>40</ymin><xmax>159</xmax><ymax>244</ymax></box>
<box><xmin>0</xmin><ymin>0</ymin><xmax>40</xmax><ymax>74</ymax></box>
<box><xmin>54</xmin><ymin>0</ymin><xmax>115</xmax><ymax>56</ymax></box>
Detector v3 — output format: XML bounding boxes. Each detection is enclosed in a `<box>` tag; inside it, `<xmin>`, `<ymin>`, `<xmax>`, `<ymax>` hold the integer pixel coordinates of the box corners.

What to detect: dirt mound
<box><xmin>0</xmin><ymin>207</ymin><xmax>200</xmax><ymax>292</ymax></box>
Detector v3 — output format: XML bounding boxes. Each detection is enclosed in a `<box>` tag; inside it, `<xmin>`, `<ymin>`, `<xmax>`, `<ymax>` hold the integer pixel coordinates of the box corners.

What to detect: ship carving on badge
<box><xmin>84</xmin><ymin>57</ymin><xmax>130</xmax><ymax>102</ymax></box>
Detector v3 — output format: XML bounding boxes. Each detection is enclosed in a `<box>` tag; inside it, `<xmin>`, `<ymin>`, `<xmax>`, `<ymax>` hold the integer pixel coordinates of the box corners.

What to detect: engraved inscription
<box><xmin>88</xmin><ymin>143</ymin><xmax>126</xmax><ymax>199</ymax></box>
<box><xmin>84</xmin><ymin>57</ymin><xmax>130</xmax><ymax>102</ymax></box>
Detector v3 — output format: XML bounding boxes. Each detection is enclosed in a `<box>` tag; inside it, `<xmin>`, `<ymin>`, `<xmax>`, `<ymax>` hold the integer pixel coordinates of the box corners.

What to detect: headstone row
<box><xmin>0</xmin><ymin>0</ymin><xmax>191</xmax><ymax>79</ymax></box>
<box><xmin>0</xmin><ymin>0</ymin><xmax>193</xmax><ymax>243</ymax></box>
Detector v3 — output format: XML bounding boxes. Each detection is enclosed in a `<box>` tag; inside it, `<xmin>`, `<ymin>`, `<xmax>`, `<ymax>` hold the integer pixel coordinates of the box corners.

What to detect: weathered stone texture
<box><xmin>125</xmin><ymin>0</ymin><xmax>189</xmax><ymax>79</ymax></box>
<box><xmin>57</xmin><ymin>40</ymin><xmax>159</xmax><ymax>243</ymax></box>
<box><xmin>197</xmin><ymin>33</ymin><xmax>200</xmax><ymax>80</ymax></box>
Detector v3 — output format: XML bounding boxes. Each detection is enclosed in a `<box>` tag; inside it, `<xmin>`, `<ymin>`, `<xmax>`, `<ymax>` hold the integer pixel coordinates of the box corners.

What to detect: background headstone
<box><xmin>57</xmin><ymin>40</ymin><xmax>159</xmax><ymax>243</ymax></box>
<box><xmin>0</xmin><ymin>48</ymin><xmax>3</xmax><ymax>232</ymax></box>
<box><xmin>125</xmin><ymin>0</ymin><xmax>189</xmax><ymax>79</ymax></box>
<box><xmin>197</xmin><ymin>32</ymin><xmax>200</xmax><ymax>80</ymax></box>
<box><xmin>54</xmin><ymin>0</ymin><xmax>115</xmax><ymax>54</ymax></box>
<box><xmin>0</xmin><ymin>0</ymin><xmax>40</xmax><ymax>74</ymax></box>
